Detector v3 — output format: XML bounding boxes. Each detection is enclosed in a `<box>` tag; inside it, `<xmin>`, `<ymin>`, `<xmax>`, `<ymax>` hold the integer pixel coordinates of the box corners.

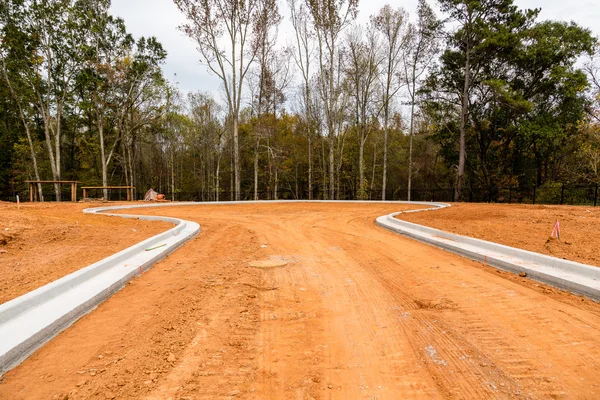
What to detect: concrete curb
<box><xmin>0</xmin><ymin>203</ymin><xmax>200</xmax><ymax>374</ymax></box>
<box><xmin>376</xmin><ymin>206</ymin><xmax>600</xmax><ymax>301</ymax></box>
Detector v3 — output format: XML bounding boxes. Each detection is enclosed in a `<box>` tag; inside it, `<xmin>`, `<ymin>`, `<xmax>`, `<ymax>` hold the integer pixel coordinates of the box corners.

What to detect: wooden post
<box><xmin>83</xmin><ymin>188</ymin><xmax>87</xmax><ymax>199</ymax></box>
<box><xmin>29</xmin><ymin>183</ymin><xmax>34</xmax><ymax>202</ymax></box>
<box><xmin>127</xmin><ymin>187</ymin><xmax>131</xmax><ymax>201</ymax></box>
<box><xmin>71</xmin><ymin>183</ymin><xmax>76</xmax><ymax>202</ymax></box>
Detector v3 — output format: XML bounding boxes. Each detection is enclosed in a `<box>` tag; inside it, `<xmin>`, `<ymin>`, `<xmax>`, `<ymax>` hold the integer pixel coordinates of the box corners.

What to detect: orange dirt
<box><xmin>397</xmin><ymin>203</ymin><xmax>600</xmax><ymax>266</ymax></box>
<box><xmin>1</xmin><ymin>202</ymin><xmax>600</xmax><ymax>399</ymax></box>
<box><xmin>0</xmin><ymin>202</ymin><xmax>171</xmax><ymax>304</ymax></box>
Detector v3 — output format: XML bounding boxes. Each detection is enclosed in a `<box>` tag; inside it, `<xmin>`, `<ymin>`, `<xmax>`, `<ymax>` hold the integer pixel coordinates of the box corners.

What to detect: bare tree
<box><xmin>403</xmin><ymin>0</ymin><xmax>440</xmax><ymax>201</ymax></box>
<box><xmin>175</xmin><ymin>0</ymin><xmax>267</xmax><ymax>200</ymax></box>
<box><xmin>305</xmin><ymin>0</ymin><xmax>358</xmax><ymax>199</ymax></box>
<box><xmin>371</xmin><ymin>5</ymin><xmax>408</xmax><ymax>200</ymax></box>
<box><xmin>250</xmin><ymin>0</ymin><xmax>281</xmax><ymax>200</ymax></box>
<box><xmin>345</xmin><ymin>25</ymin><xmax>380</xmax><ymax>199</ymax></box>
<box><xmin>288</xmin><ymin>0</ymin><xmax>316</xmax><ymax>199</ymax></box>
<box><xmin>585</xmin><ymin>42</ymin><xmax>600</xmax><ymax>123</ymax></box>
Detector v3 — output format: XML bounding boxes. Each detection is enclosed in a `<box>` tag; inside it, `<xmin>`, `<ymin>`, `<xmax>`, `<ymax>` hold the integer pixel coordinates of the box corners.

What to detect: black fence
<box><xmin>5</xmin><ymin>183</ymin><xmax>599</xmax><ymax>206</ymax></box>
<box><xmin>394</xmin><ymin>184</ymin><xmax>600</xmax><ymax>206</ymax></box>
<box><xmin>142</xmin><ymin>183</ymin><xmax>600</xmax><ymax>206</ymax></box>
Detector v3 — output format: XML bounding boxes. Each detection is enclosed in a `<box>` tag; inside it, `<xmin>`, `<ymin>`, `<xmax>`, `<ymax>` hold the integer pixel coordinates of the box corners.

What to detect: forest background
<box><xmin>1</xmin><ymin>0</ymin><xmax>600</xmax><ymax>204</ymax></box>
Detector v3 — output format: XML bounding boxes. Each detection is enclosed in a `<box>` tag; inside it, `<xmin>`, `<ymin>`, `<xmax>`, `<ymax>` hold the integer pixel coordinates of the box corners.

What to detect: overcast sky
<box><xmin>109</xmin><ymin>0</ymin><xmax>600</xmax><ymax>100</ymax></box>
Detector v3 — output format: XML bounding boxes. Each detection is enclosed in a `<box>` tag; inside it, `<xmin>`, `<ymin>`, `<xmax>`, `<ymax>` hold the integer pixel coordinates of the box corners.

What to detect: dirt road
<box><xmin>1</xmin><ymin>202</ymin><xmax>600</xmax><ymax>399</ymax></box>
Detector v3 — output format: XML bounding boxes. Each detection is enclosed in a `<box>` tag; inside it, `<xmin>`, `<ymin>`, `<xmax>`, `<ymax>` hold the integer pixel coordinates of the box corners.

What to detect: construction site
<box><xmin>1</xmin><ymin>200</ymin><xmax>599</xmax><ymax>399</ymax></box>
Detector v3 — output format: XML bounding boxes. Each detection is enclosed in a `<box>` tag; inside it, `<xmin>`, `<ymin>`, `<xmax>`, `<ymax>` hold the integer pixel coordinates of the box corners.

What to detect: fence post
<box><xmin>595</xmin><ymin>183</ymin><xmax>598</xmax><ymax>207</ymax></box>
<box><xmin>560</xmin><ymin>184</ymin><xmax>565</xmax><ymax>205</ymax></box>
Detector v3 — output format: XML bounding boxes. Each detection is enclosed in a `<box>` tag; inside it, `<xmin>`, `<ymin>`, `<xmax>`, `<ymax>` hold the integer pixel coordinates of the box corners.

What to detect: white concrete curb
<box><xmin>0</xmin><ymin>203</ymin><xmax>200</xmax><ymax>374</ymax></box>
<box><xmin>376</xmin><ymin>206</ymin><xmax>600</xmax><ymax>301</ymax></box>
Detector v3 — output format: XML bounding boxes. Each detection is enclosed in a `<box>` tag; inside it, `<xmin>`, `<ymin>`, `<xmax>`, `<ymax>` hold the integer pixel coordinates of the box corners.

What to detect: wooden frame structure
<box><xmin>81</xmin><ymin>186</ymin><xmax>135</xmax><ymax>201</ymax></box>
<box><xmin>26</xmin><ymin>180</ymin><xmax>79</xmax><ymax>202</ymax></box>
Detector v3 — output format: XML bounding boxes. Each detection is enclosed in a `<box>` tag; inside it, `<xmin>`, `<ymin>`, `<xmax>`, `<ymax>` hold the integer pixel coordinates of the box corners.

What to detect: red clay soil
<box><xmin>0</xmin><ymin>202</ymin><xmax>171</xmax><ymax>304</ymax></box>
<box><xmin>1</xmin><ymin>202</ymin><xmax>600</xmax><ymax>399</ymax></box>
<box><xmin>397</xmin><ymin>203</ymin><xmax>600</xmax><ymax>267</ymax></box>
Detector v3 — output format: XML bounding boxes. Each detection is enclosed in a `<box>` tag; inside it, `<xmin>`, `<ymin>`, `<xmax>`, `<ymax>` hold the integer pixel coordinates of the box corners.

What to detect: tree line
<box><xmin>1</xmin><ymin>0</ymin><xmax>599</xmax><ymax>203</ymax></box>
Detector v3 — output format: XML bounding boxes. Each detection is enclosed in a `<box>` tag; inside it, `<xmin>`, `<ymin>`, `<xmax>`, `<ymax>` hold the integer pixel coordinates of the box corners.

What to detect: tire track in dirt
<box><xmin>310</xmin><ymin>215</ymin><xmax>498</xmax><ymax>399</ymax></box>
<box><xmin>334</xmin><ymin>212</ymin><xmax>600</xmax><ymax>398</ymax></box>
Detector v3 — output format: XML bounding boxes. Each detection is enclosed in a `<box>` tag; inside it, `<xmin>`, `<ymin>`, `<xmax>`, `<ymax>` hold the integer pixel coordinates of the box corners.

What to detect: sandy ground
<box><xmin>397</xmin><ymin>203</ymin><xmax>600</xmax><ymax>267</ymax></box>
<box><xmin>0</xmin><ymin>202</ymin><xmax>172</xmax><ymax>304</ymax></box>
<box><xmin>1</xmin><ymin>202</ymin><xmax>600</xmax><ymax>399</ymax></box>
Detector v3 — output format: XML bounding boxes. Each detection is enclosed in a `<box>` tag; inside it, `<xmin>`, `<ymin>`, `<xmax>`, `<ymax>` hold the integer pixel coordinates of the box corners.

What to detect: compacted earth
<box><xmin>1</xmin><ymin>202</ymin><xmax>600</xmax><ymax>399</ymax></box>
<box><xmin>0</xmin><ymin>201</ymin><xmax>171</xmax><ymax>304</ymax></box>
<box><xmin>397</xmin><ymin>203</ymin><xmax>600</xmax><ymax>267</ymax></box>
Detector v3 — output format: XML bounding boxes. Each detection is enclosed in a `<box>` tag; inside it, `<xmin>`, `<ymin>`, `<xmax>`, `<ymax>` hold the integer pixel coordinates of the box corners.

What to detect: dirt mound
<box><xmin>0</xmin><ymin>230</ymin><xmax>18</xmax><ymax>246</ymax></box>
<box><xmin>397</xmin><ymin>203</ymin><xmax>600</xmax><ymax>266</ymax></box>
<box><xmin>0</xmin><ymin>202</ymin><xmax>171</xmax><ymax>304</ymax></box>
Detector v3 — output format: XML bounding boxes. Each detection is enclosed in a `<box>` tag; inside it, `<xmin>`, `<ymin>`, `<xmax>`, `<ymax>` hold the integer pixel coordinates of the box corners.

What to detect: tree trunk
<box><xmin>274</xmin><ymin>166</ymin><xmax>278</xmax><ymax>200</ymax></box>
<box><xmin>1</xmin><ymin>63</ymin><xmax>44</xmax><ymax>201</ymax></box>
<box><xmin>382</xmin><ymin>117</ymin><xmax>388</xmax><ymax>201</ymax></box>
<box><xmin>230</xmin><ymin>144</ymin><xmax>234</xmax><ymax>201</ymax></box>
<box><xmin>254</xmin><ymin>137</ymin><xmax>259</xmax><ymax>200</ymax></box>
<box><xmin>216</xmin><ymin>153</ymin><xmax>221</xmax><ymax>202</ymax></box>
<box><xmin>308</xmin><ymin>132</ymin><xmax>312</xmax><ymax>200</ymax></box>
<box><xmin>233</xmin><ymin>117</ymin><xmax>241</xmax><ymax>201</ymax></box>
<box><xmin>408</xmin><ymin>99</ymin><xmax>416</xmax><ymax>201</ymax></box>
<box><xmin>371</xmin><ymin>143</ymin><xmax>377</xmax><ymax>200</ymax></box>
<box><xmin>321</xmin><ymin>136</ymin><xmax>327</xmax><ymax>199</ymax></box>
<box><xmin>456</xmin><ymin>35</ymin><xmax>471</xmax><ymax>202</ymax></box>
<box><xmin>98</xmin><ymin>115</ymin><xmax>109</xmax><ymax>201</ymax></box>
<box><xmin>41</xmin><ymin>118</ymin><xmax>61</xmax><ymax>201</ymax></box>
<box><xmin>171</xmin><ymin>148</ymin><xmax>175</xmax><ymax>201</ymax></box>
<box><xmin>359</xmin><ymin>134</ymin><xmax>365</xmax><ymax>200</ymax></box>
<box><xmin>329</xmin><ymin>131</ymin><xmax>335</xmax><ymax>200</ymax></box>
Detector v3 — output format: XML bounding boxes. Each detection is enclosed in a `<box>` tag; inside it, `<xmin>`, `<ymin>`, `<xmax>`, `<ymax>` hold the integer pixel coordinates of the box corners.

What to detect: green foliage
<box><xmin>425</xmin><ymin>0</ymin><xmax>595</xmax><ymax>197</ymax></box>
<box><xmin>0</xmin><ymin>0</ymin><xmax>599</xmax><ymax>204</ymax></box>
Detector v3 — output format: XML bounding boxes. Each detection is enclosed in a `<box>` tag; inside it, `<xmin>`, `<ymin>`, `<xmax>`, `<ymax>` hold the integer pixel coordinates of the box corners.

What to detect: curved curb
<box><xmin>376</xmin><ymin>207</ymin><xmax>600</xmax><ymax>301</ymax></box>
<box><xmin>0</xmin><ymin>203</ymin><xmax>200</xmax><ymax>374</ymax></box>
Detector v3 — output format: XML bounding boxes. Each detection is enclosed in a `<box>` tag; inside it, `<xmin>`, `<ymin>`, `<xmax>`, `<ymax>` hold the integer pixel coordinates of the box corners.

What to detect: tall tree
<box><xmin>345</xmin><ymin>25</ymin><xmax>380</xmax><ymax>199</ymax></box>
<box><xmin>305</xmin><ymin>0</ymin><xmax>358</xmax><ymax>199</ymax></box>
<box><xmin>288</xmin><ymin>0</ymin><xmax>316</xmax><ymax>199</ymax></box>
<box><xmin>371</xmin><ymin>5</ymin><xmax>407</xmax><ymax>200</ymax></box>
<box><xmin>437</xmin><ymin>0</ymin><xmax>521</xmax><ymax>200</ymax></box>
<box><xmin>251</xmin><ymin>0</ymin><xmax>281</xmax><ymax>200</ymax></box>
<box><xmin>79</xmin><ymin>0</ymin><xmax>134</xmax><ymax>200</ymax></box>
<box><xmin>403</xmin><ymin>0</ymin><xmax>439</xmax><ymax>201</ymax></box>
<box><xmin>0</xmin><ymin>2</ymin><xmax>44</xmax><ymax>199</ymax></box>
<box><xmin>175</xmin><ymin>0</ymin><xmax>268</xmax><ymax>200</ymax></box>
<box><xmin>28</xmin><ymin>0</ymin><xmax>84</xmax><ymax>200</ymax></box>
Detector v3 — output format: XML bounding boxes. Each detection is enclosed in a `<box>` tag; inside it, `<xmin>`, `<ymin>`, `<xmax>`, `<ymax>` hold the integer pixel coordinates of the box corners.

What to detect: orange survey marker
<box><xmin>551</xmin><ymin>220</ymin><xmax>561</xmax><ymax>240</ymax></box>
